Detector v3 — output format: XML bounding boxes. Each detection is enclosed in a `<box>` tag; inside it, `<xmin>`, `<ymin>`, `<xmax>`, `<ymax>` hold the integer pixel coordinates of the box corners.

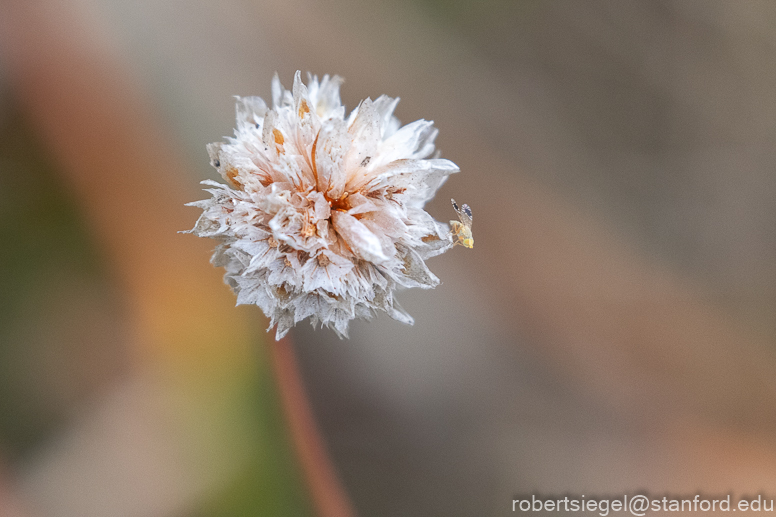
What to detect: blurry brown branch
<box><xmin>271</xmin><ymin>336</ymin><xmax>357</xmax><ymax>517</ymax></box>
<box><xmin>0</xmin><ymin>459</ymin><xmax>31</xmax><ymax>517</ymax></box>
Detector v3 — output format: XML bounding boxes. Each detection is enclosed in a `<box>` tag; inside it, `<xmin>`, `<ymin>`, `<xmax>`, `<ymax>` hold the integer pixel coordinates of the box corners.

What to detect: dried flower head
<box><xmin>187</xmin><ymin>71</ymin><xmax>470</xmax><ymax>339</ymax></box>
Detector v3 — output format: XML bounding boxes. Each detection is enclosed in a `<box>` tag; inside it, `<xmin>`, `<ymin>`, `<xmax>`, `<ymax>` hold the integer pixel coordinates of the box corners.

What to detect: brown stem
<box><xmin>270</xmin><ymin>336</ymin><xmax>357</xmax><ymax>517</ymax></box>
<box><xmin>0</xmin><ymin>457</ymin><xmax>32</xmax><ymax>517</ymax></box>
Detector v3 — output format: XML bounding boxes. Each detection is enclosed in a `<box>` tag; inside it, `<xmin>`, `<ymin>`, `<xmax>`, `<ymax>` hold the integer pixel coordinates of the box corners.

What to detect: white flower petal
<box><xmin>301</xmin><ymin>251</ymin><xmax>354</xmax><ymax>293</ymax></box>
<box><xmin>372</xmin><ymin>158</ymin><xmax>459</xmax><ymax>206</ymax></box>
<box><xmin>359</xmin><ymin>208</ymin><xmax>407</xmax><ymax>240</ymax></box>
<box><xmin>371</xmin><ymin>95</ymin><xmax>401</xmax><ymax>139</ymax></box>
<box><xmin>344</xmin><ymin>192</ymin><xmax>377</xmax><ymax>216</ymax></box>
<box><xmin>387</xmin><ymin>301</ymin><xmax>414</xmax><ymax>325</ymax></box>
<box><xmin>394</xmin><ymin>245</ymin><xmax>440</xmax><ymax>289</ymax></box>
<box><xmin>344</xmin><ymin>99</ymin><xmax>381</xmax><ymax>176</ymax></box>
<box><xmin>271</xmin><ymin>73</ymin><xmax>292</xmax><ymax>108</ymax></box>
<box><xmin>372</xmin><ymin>119</ymin><xmax>438</xmax><ymax>168</ymax></box>
<box><xmin>235</xmin><ymin>96</ymin><xmax>268</xmax><ymax>130</ymax></box>
<box><xmin>306</xmin><ymin>73</ymin><xmax>344</xmax><ymax>120</ymax></box>
<box><xmin>314</xmin><ymin>118</ymin><xmax>350</xmax><ymax>198</ymax></box>
<box><xmin>331</xmin><ymin>211</ymin><xmax>389</xmax><ymax>264</ymax></box>
<box><xmin>308</xmin><ymin>190</ymin><xmax>331</xmax><ymax>221</ymax></box>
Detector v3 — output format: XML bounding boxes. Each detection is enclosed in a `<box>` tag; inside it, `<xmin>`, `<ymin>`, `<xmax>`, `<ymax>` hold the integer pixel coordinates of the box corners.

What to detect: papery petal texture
<box><xmin>186</xmin><ymin>71</ymin><xmax>461</xmax><ymax>339</ymax></box>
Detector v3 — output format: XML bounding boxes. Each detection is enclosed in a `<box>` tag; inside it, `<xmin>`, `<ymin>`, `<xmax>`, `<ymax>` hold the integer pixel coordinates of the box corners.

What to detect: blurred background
<box><xmin>2</xmin><ymin>0</ymin><xmax>776</xmax><ymax>515</ymax></box>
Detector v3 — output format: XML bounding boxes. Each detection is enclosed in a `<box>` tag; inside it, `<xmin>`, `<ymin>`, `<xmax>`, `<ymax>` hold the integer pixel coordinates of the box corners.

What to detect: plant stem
<box><xmin>270</xmin><ymin>336</ymin><xmax>357</xmax><ymax>517</ymax></box>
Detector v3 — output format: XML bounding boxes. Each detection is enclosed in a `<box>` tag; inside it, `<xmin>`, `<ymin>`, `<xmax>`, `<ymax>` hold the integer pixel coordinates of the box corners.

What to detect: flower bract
<box><xmin>187</xmin><ymin>71</ymin><xmax>461</xmax><ymax>339</ymax></box>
